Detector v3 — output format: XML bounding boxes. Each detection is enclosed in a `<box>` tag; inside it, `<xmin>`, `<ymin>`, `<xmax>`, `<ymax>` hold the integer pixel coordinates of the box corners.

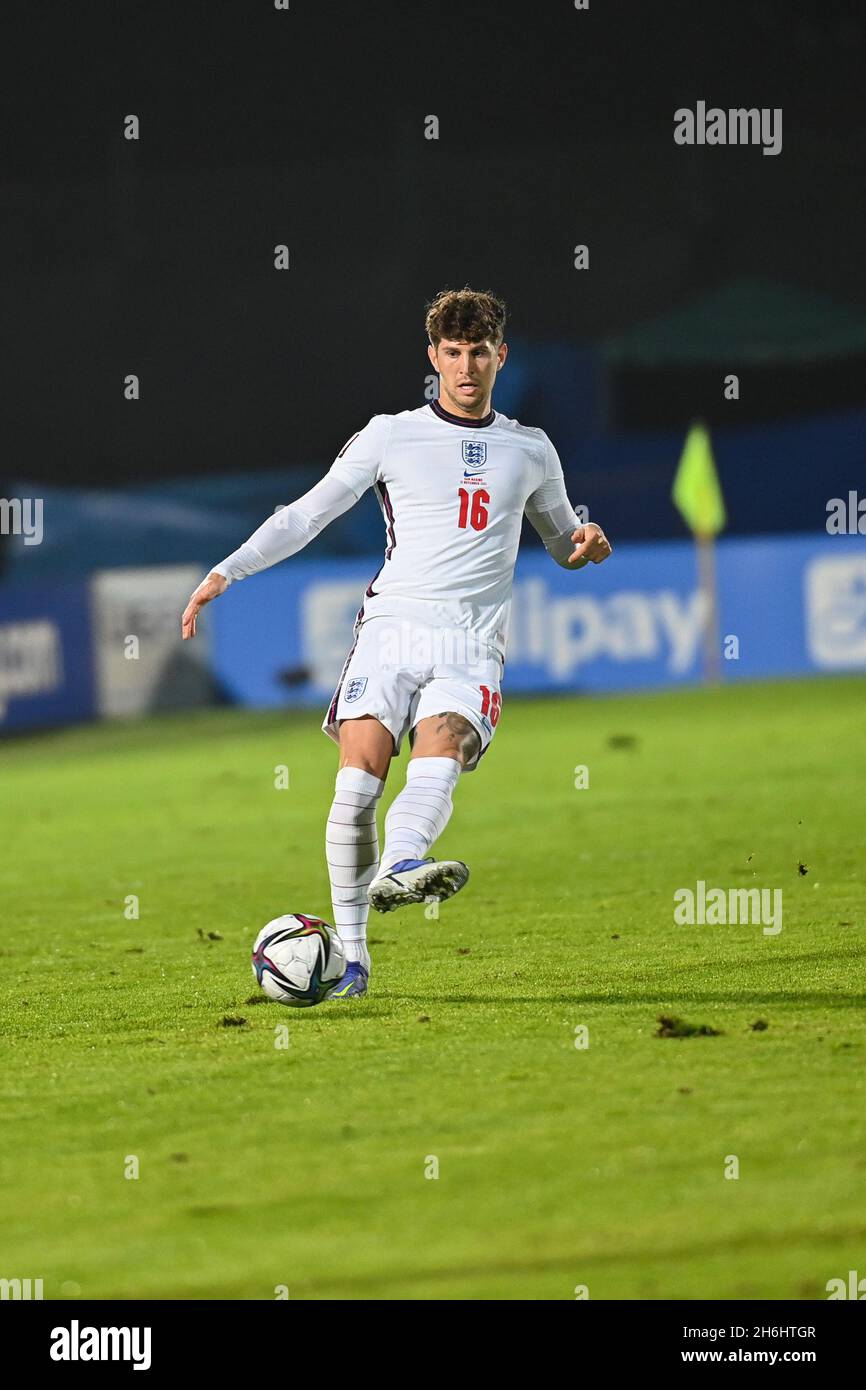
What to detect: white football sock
<box><xmin>326</xmin><ymin>766</ymin><xmax>384</xmax><ymax>964</ymax></box>
<box><xmin>379</xmin><ymin>755</ymin><xmax>462</xmax><ymax>872</ymax></box>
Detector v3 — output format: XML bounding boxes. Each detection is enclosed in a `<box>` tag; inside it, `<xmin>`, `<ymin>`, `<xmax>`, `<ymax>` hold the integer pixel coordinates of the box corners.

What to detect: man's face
<box><xmin>427</xmin><ymin>336</ymin><xmax>507</xmax><ymax>416</ymax></box>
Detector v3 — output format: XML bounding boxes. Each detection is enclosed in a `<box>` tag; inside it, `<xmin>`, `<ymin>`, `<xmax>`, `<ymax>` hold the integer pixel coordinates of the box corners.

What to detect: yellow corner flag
<box><xmin>672</xmin><ymin>423</ymin><xmax>726</xmax><ymax>537</ymax></box>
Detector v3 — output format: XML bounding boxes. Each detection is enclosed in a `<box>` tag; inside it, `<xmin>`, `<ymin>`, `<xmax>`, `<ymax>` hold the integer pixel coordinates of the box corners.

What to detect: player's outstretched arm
<box><xmin>180</xmin><ymin>416</ymin><xmax>387</xmax><ymax>639</ymax></box>
<box><xmin>179</xmin><ymin>474</ymin><xmax>357</xmax><ymax>640</ymax></box>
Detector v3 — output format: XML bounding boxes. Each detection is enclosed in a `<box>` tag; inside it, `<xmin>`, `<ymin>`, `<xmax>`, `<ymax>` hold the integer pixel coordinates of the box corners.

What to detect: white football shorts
<box><xmin>321</xmin><ymin>615</ymin><xmax>504</xmax><ymax>773</ymax></box>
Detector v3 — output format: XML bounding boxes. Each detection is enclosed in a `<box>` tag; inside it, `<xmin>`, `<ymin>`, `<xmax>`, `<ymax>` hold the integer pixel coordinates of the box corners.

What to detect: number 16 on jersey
<box><xmin>457</xmin><ymin>488</ymin><xmax>490</xmax><ymax>531</ymax></box>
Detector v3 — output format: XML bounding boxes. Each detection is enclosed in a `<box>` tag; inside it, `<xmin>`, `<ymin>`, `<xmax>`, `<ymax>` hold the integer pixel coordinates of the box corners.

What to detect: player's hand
<box><xmin>181</xmin><ymin>572</ymin><xmax>228</xmax><ymax>639</ymax></box>
<box><xmin>568</xmin><ymin>523</ymin><xmax>612</xmax><ymax>568</ymax></box>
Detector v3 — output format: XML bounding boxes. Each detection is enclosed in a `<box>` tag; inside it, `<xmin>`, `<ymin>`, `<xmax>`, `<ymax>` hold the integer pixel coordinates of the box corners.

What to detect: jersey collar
<box><xmin>429</xmin><ymin>398</ymin><xmax>496</xmax><ymax>429</ymax></box>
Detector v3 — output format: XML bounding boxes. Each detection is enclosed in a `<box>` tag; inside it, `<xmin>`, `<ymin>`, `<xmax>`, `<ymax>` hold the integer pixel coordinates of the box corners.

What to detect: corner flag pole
<box><xmin>696</xmin><ymin>531</ymin><xmax>720</xmax><ymax>684</ymax></box>
<box><xmin>671</xmin><ymin>422</ymin><xmax>726</xmax><ymax>686</ymax></box>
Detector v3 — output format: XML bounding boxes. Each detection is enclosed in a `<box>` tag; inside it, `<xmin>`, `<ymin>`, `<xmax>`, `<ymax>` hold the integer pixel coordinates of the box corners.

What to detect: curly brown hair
<box><xmin>425</xmin><ymin>286</ymin><xmax>507</xmax><ymax>348</ymax></box>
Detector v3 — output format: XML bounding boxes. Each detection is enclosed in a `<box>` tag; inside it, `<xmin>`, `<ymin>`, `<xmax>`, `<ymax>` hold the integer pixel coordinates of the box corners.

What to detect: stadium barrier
<box><xmin>1</xmin><ymin>535</ymin><xmax>863</xmax><ymax>734</ymax></box>
<box><xmin>90</xmin><ymin>566</ymin><xmax>213</xmax><ymax>718</ymax></box>
<box><xmin>209</xmin><ymin>532</ymin><xmax>866</xmax><ymax>705</ymax></box>
<box><xmin>0</xmin><ymin>566</ymin><xmax>211</xmax><ymax>733</ymax></box>
<box><xmin>0</xmin><ymin>581</ymin><xmax>95</xmax><ymax>732</ymax></box>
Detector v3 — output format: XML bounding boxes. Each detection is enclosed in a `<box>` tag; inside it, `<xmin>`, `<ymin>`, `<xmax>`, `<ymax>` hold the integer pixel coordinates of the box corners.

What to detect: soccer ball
<box><xmin>252</xmin><ymin>914</ymin><xmax>346</xmax><ymax>1007</ymax></box>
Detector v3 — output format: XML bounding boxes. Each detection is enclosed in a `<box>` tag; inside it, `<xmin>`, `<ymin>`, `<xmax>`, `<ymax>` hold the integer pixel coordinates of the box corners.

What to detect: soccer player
<box><xmin>181</xmin><ymin>288</ymin><xmax>612</xmax><ymax>997</ymax></box>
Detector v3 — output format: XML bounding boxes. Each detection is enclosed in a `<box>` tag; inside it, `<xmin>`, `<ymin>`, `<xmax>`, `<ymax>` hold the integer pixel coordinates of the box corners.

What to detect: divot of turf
<box><xmin>655</xmin><ymin>1015</ymin><xmax>722</xmax><ymax>1039</ymax></box>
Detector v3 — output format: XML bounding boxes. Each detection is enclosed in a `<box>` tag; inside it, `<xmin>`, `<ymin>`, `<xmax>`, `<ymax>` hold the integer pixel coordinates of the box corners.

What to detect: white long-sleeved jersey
<box><xmin>212</xmin><ymin>400</ymin><xmax>583</xmax><ymax>659</ymax></box>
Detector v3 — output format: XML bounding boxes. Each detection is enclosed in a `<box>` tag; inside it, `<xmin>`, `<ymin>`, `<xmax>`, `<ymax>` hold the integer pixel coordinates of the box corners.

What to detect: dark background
<box><xmin>2</xmin><ymin>0</ymin><xmax>864</xmax><ymax>498</ymax></box>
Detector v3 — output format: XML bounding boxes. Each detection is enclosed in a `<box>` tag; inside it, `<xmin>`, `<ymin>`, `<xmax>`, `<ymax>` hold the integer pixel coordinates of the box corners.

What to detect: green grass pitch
<box><xmin>1</xmin><ymin>676</ymin><xmax>864</xmax><ymax>1300</ymax></box>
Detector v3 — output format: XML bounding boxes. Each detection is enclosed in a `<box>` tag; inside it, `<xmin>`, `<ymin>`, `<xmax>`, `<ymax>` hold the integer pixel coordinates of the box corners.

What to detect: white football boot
<box><xmin>367</xmin><ymin>857</ymin><xmax>470</xmax><ymax>913</ymax></box>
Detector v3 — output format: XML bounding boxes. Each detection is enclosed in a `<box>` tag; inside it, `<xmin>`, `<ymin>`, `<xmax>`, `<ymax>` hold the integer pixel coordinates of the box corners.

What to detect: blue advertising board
<box><xmin>0</xmin><ymin>582</ymin><xmax>95</xmax><ymax>732</ymax></box>
<box><xmin>209</xmin><ymin>533</ymin><xmax>866</xmax><ymax>708</ymax></box>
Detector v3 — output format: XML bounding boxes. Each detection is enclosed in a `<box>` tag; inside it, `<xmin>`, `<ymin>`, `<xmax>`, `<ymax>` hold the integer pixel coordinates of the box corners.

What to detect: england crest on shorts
<box><xmin>461</xmin><ymin>439</ymin><xmax>487</xmax><ymax>470</ymax></box>
<box><xmin>344</xmin><ymin>676</ymin><xmax>368</xmax><ymax>703</ymax></box>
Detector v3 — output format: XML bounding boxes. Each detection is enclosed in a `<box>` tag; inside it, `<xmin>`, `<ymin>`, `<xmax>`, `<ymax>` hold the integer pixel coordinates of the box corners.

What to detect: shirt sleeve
<box><xmin>212</xmin><ymin>415</ymin><xmax>389</xmax><ymax>585</ymax></box>
<box><xmin>523</xmin><ymin>434</ymin><xmax>584</xmax><ymax>569</ymax></box>
<box><xmin>326</xmin><ymin>414</ymin><xmax>390</xmax><ymax>499</ymax></box>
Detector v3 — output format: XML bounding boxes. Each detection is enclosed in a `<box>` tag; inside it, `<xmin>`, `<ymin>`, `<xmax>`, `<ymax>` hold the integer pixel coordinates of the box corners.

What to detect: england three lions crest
<box><xmin>461</xmin><ymin>440</ymin><xmax>487</xmax><ymax>472</ymax></box>
<box><xmin>344</xmin><ymin>676</ymin><xmax>368</xmax><ymax>703</ymax></box>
